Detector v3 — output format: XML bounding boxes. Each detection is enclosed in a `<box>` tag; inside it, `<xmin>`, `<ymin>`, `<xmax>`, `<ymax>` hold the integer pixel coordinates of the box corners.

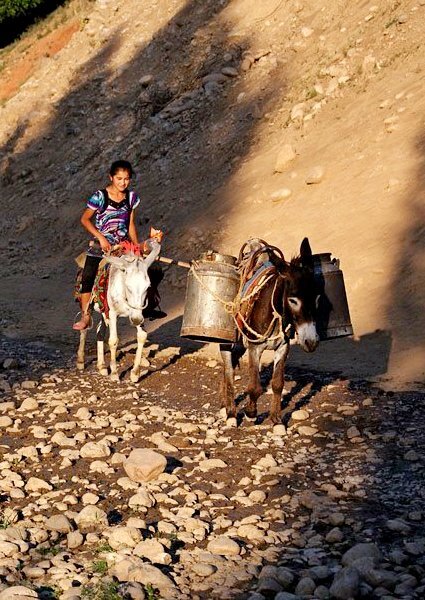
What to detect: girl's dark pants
<box><xmin>81</xmin><ymin>255</ymin><xmax>102</xmax><ymax>293</ymax></box>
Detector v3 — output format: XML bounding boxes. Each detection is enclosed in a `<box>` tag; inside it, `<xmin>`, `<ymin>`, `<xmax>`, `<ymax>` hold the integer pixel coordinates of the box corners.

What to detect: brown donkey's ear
<box><xmin>300</xmin><ymin>237</ymin><xmax>313</xmax><ymax>268</ymax></box>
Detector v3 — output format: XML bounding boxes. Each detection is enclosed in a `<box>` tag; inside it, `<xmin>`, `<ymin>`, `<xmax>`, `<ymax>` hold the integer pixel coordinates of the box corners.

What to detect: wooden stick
<box><xmin>157</xmin><ymin>256</ymin><xmax>191</xmax><ymax>269</ymax></box>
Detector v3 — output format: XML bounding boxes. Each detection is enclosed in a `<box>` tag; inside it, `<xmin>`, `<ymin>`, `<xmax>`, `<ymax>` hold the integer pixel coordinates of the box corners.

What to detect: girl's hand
<box><xmin>99</xmin><ymin>236</ymin><xmax>112</xmax><ymax>253</ymax></box>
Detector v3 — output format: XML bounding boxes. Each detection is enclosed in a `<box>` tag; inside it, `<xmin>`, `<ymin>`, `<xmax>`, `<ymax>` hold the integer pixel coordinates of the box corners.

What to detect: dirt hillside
<box><xmin>0</xmin><ymin>0</ymin><xmax>424</xmax><ymax>387</ymax></box>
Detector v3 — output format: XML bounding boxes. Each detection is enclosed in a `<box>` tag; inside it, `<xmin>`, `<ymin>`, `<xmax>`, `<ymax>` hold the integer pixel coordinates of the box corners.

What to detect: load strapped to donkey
<box><xmin>180</xmin><ymin>238</ymin><xmax>353</xmax><ymax>346</ymax></box>
<box><xmin>181</xmin><ymin>238</ymin><xmax>353</xmax><ymax>424</ymax></box>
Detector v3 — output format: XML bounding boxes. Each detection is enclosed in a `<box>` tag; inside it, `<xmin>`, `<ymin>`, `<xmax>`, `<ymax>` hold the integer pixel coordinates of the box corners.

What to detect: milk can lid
<box><xmin>199</xmin><ymin>251</ymin><xmax>237</xmax><ymax>266</ymax></box>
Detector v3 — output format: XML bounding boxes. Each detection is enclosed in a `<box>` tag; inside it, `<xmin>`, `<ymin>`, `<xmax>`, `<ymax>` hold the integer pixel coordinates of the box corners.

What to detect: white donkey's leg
<box><xmin>130</xmin><ymin>325</ymin><xmax>148</xmax><ymax>383</ymax></box>
<box><xmin>108</xmin><ymin>310</ymin><xmax>120</xmax><ymax>382</ymax></box>
<box><xmin>97</xmin><ymin>316</ymin><xmax>108</xmax><ymax>376</ymax></box>
<box><xmin>76</xmin><ymin>330</ymin><xmax>88</xmax><ymax>371</ymax></box>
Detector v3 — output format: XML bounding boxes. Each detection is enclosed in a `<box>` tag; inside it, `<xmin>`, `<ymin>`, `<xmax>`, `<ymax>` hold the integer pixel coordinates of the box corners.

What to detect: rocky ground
<box><xmin>1</xmin><ymin>335</ymin><xmax>424</xmax><ymax>599</ymax></box>
<box><xmin>1</xmin><ymin>0</ymin><xmax>425</xmax><ymax>598</ymax></box>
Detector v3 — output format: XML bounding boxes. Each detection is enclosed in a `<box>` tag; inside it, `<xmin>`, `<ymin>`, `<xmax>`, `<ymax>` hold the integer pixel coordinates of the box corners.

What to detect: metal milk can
<box><xmin>180</xmin><ymin>251</ymin><xmax>239</xmax><ymax>343</ymax></box>
<box><xmin>313</xmin><ymin>253</ymin><xmax>353</xmax><ymax>340</ymax></box>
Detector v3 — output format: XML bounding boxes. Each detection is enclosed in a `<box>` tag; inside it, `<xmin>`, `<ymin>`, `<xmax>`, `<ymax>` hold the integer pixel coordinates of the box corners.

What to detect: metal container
<box><xmin>180</xmin><ymin>251</ymin><xmax>239</xmax><ymax>343</ymax></box>
<box><xmin>313</xmin><ymin>253</ymin><xmax>353</xmax><ymax>340</ymax></box>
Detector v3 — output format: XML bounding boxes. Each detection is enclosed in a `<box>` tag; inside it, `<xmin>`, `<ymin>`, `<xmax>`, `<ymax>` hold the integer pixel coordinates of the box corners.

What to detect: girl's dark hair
<box><xmin>109</xmin><ymin>160</ymin><xmax>133</xmax><ymax>177</ymax></box>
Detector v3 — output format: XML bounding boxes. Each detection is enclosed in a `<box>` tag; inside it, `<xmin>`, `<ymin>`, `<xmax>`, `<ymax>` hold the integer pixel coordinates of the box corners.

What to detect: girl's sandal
<box><xmin>73</xmin><ymin>313</ymin><xmax>92</xmax><ymax>331</ymax></box>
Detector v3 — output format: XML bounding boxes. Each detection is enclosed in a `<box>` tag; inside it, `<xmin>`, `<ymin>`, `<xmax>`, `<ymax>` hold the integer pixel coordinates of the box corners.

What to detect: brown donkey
<box><xmin>220</xmin><ymin>238</ymin><xmax>320</xmax><ymax>424</ymax></box>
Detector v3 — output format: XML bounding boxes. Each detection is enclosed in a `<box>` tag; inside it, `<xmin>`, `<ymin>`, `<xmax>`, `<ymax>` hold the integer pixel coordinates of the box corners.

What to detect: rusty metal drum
<box><xmin>180</xmin><ymin>251</ymin><xmax>239</xmax><ymax>343</ymax></box>
<box><xmin>313</xmin><ymin>253</ymin><xmax>353</xmax><ymax>340</ymax></box>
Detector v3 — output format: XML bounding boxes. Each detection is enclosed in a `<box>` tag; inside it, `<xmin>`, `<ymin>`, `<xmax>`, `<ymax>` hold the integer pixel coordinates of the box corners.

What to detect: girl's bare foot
<box><xmin>73</xmin><ymin>313</ymin><xmax>91</xmax><ymax>331</ymax></box>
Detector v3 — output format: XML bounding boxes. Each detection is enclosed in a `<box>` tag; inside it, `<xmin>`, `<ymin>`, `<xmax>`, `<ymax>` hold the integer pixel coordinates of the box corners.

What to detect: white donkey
<box><xmin>76</xmin><ymin>241</ymin><xmax>161</xmax><ymax>382</ymax></box>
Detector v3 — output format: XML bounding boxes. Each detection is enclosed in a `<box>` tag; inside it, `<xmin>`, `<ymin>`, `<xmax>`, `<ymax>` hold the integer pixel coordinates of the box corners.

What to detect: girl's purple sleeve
<box><xmin>87</xmin><ymin>190</ymin><xmax>103</xmax><ymax>211</ymax></box>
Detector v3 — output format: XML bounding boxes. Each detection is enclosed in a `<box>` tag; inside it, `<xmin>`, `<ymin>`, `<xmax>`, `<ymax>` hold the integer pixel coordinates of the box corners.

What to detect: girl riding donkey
<box><xmin>73</xmin><ymin>160</ymin><xmax>163</xmax><ymax>330</ymax></box>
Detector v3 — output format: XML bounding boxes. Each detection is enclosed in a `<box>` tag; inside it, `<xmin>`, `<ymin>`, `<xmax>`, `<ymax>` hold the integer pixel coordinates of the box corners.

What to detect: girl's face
<box><xmin>110</xmin><ymin>169</ymin><xmax>131</xmax><ymax>193</ymax></box>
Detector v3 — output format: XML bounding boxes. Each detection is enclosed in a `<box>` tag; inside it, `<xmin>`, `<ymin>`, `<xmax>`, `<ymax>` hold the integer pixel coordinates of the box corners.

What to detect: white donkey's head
<box><xmin>105</xmin><ymin>241</ymin><xmax>161</xmax><ymax>326</ymax></box>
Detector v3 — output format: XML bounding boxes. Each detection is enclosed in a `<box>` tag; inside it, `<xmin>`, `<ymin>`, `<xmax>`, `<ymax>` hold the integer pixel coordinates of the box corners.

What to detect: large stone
<box><xmin>128</xmin><ymin>488</ymin><xmax>156</xmax><ymax>508</ymax></box>
<box><xmin>25</xmin><ymin>477</ymin><xmax>52</xmax><ymax>493</ymax></box>
<box><xmin>207</xmin><ymin>536</ymin><xmax>240</xmax><ymax>556</ymax></box>
<box><xmin>74</xmin><ymin>505</ymin><xmax>108</xmax><ymax>533</ymax></box>
<box><xmin>111</xmin><ymin>557</ymin><xmax>177</xmax><ymax>598</ymax></box>
<box><xmin>108</xmin><ymin>526</ymin><xmax>142</xmax><ymax>550</ymax></box>
<box><xmin>305</xmin><ymin>165</ymin><xmax>325</xmax><ymax>184</ymax></box>
<box><xmin>274</xmin><ymin>144</ymin><xmax>296</xmax><ymax>172</ymax></box>
<box><xmin>80</xmin><ymin>441</ymin><xmax>111</xmax><ymax>458</ymax></box>
<box><xmin>342</xmin><ymin>543</ymin><xmax>383</xmax><ymax>566</ymax></box>
<box><xmin>133</xmin><ymin>539</ymin><xmax>172</xmax><ymax>565</ymax></box>
<box><xmin>45</xmin><ymin>515</ymin><xmax>73</xmax><ymax>533</ymax></box>
<box><xmin>330</xmin><ymin>567</ymin><xmax>360</xmax><ymax>599</ymax></box>
<box><xmin>0</xmin><ymin>587</ymin><xmax>38</xmax><ymax>600</ymax></box>
<box><xmin>123</xmin><ymin>449</ymin><xmax>167</xmax><ymax>483</ymax></box>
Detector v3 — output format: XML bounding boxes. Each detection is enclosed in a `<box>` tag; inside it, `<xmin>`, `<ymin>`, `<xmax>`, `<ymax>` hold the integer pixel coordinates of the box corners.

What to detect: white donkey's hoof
<box><xmin>130</xmin><ymin>372</ymin><xmax>139</xmax><ymax>383</ymax></box>
<box><xmin>76</xmin><ymin>363</ymin><xmax>85</xmax><ymax>372</ymax></box>
<box><xmin>98</xmin><ymin>368</ymin><xmax>108</xmax><ymax>376</ymax></box>
<box><xmin>110</xmin><ymin>373</ymin><xmax>120</xmax><ymax>382</ymax></box>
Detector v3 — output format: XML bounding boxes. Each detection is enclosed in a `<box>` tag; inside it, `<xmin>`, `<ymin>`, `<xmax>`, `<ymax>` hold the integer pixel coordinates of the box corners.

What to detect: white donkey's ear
<box><xmin>144</xmin><ymin>240</ymin><xmax>161</xmax><ymax>269</ymax></box>
<box><xmin>104</xmin><ymin>256</ymin><xmax>127</xmax><ymax>270</ymax></box>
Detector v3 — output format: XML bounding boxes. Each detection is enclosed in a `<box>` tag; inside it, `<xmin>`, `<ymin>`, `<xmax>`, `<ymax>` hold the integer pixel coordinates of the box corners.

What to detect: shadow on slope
<box><xmin>385</xmin><ymin>128</ymin><xmax>425</xmax><ymax>387</ymax></box>
<box><xmin>0</xmin><ymin>0</ymin><xmax>288</xmax><ymax>345</ymax></box>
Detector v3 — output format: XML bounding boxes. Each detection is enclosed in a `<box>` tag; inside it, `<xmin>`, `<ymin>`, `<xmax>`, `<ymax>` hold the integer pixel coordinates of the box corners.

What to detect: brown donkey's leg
<box><xmin>246</xmin><ymin>344</ymin><xmax>263</xmax><ymax>419</ymax></box>
<box><xmin>220</xmin><ymin>346</ymin><xmax>236</xmax><ymax>419</ymax></box>
<box><xmin>270</xmin><ymin>342</ymin><xmax>290</xmax><ymax>424</ymax></box>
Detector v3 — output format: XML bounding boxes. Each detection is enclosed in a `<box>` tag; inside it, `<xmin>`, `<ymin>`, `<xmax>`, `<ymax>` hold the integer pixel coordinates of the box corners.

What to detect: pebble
<box><xmin>271</xmin><ymin>188</ymin><xmax>292</xmax><ymax>202</ymax></box>
<box><xmin>305</xmin><ymin>166</ymin><xmax>325</xmax><ymax>184</ymax></box>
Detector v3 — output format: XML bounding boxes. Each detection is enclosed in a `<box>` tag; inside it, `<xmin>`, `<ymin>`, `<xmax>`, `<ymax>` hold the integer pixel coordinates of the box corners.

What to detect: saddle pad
<box><xmin>235</xmin><ymin>260</ymin><xmax>278</xmax><ymax>338</ymax></box>
<box><xmin>240</xmin><ymin>260</ymin><xmax>275</xmax><ymax>300</ymax></box>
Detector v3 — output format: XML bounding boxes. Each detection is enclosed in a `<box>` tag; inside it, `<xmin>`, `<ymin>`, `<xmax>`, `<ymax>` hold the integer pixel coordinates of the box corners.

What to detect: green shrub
<box><xmin>0</xmin><ymin>0</ymin><xmax>45</xmax><ymax>23</ymax></box>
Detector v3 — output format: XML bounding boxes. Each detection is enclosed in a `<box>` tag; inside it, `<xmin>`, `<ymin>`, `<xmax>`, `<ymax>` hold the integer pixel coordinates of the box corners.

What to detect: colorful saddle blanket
<box><xmin>92</xmin><ymin>263</ymin><xmax>110</xmax><ymax>317</ymax></box>
<box><xmin>73</xmin><ymin>263</ymin><xmax>111</xmax><ymax>318</ymax></box>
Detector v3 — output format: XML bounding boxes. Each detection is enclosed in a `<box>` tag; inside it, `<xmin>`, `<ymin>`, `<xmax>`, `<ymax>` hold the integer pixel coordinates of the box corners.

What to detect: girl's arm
<box><xmin>81</xmin><ymin>208</ymin><xmax>111</xmax><ymax>252</ymax></box>
<box><xmin>128</xmin><ymin>210</ymin><xmax>139</xmax><ymax>245</ymax></box>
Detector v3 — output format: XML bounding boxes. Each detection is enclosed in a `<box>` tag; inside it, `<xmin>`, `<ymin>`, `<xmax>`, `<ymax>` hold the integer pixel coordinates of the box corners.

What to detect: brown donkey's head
<box><xmin>282</xmin><ymin>238</ymin><xmax>320</xmax><ymax>353</ymax></box>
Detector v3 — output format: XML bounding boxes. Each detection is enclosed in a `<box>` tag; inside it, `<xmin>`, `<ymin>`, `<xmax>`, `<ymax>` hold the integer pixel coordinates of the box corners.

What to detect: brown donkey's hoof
<box><xmin>245</xmin><ymin>407</ymin><xmax>258</xmax><ymax>420</ymax></box>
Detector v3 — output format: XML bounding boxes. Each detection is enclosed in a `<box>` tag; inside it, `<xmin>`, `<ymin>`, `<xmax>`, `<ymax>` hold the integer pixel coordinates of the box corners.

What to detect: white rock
<box><xmin>25</xmin><ymin>477</ymin><xmax>52</xmax><ymax>493</ymax></box>
<box><xmin>0</xmin><ymin>416</ymin><xmax>13</xmax><ymax>428</ymax></box>
<box><xmin>207</xmin><ymin>536</ymin><xmax>240</xmax><ymax>556</ymax></box>
<box><xmin>80</xmin><ymin>441</ymin><xmax>111</xmax><ymax>458</ymax></box>
<box><xmin>297</xmin><ymin>425</ymin><xmax>318</xmax><ymax>436</ymax></box>
<box><xmin>199</xmin><ymin>458</ymin><xmax>228</xmax><ymax>472</ymax></box>
<box><xmin>271</xmin><ymin>188</ymin><xmax>292</xmax><ymax>202</ymax></box>
<box><xmin>45</xmin><ymin>515</ymin><xmax>73</xmax><ymax>533</ymax></box>
<box><xmin>108</xmin><ymin>526</ymin><xmax>142</xmax><ymax>550</ymax></box>
<box><xmin>192</xmin><ymin>562</ymin><xmax>217</xmax><ymax>577</ymax></box>
<box><xmin>292</xmin><ymin>409</ymin><xmax>309</xmax><ymax>421</ymax></box>
<box><xmin>0</xmin><ymin>587</ymin><xmax>39</xmax><ymax>600</ymax></box>
<box><xmin>123</xmin><ymin>449</ymin><xmax>167</xmax><ymax>483</ymax></box>
<box><xmin>75</xmin><ymin>407</ymin><xmax>92</xmax><ymax>420</ymax></box>
<box><xmin>67</xmin><ymin>531</ymin><xmax>84</xmax><ymax>549</ymax></box>
<box><xmin>272</xmin><ymin>424</ymin><xmax>286</xmax><ymax>436</ymax></box>
<box><xmin>274</xmin><ymin>144</ymin><xmax>296</xmax><ymax>173</ymax></box>
<box><xmin>82</xmin><ymin>493</ymin><xmax>99</xmax><ymax>505</ymax></box>
<box><xmin>74</xmin><ymin>505</ymin><xmax>108</xmax><ymax>533</ymax></box>
<box><xmin>133</xmin><ymin>538</ymin><xmax>172</xmax><ymax>565</ymax></box>
<box><xmin>249</xmin><ymin>490</ymin><xmax>267</xmax><ymax>503</ymax></box>
<box><xmin>111</xmin><ymin>557</ymin><xmax>177</xmax><ymax>597</ymax></box>
<box><xmin>237</xmin><ymin>524</ymin><xmax>266</xmax><ymax>541</ymax></box>
<box><xmin>17</xmin><ymin>398</ymin><xmax>38</xmax><ymax>411</ymax></box>
<box><xmin>305</xmin><ymin>166</ymin><xmax>325</xmax><ymax>184</ymax></box>
<box><xmin>0</xmin><ymin>540</ymin><xmax>20</xmax><ymax>557</ymax></box>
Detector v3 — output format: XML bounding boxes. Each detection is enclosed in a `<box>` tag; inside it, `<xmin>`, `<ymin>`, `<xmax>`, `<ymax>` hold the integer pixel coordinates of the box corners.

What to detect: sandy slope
<box><xmin>0</xmin><ymin>0</ymin><xmax>424</xmax><ymax>388</ymax></box>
